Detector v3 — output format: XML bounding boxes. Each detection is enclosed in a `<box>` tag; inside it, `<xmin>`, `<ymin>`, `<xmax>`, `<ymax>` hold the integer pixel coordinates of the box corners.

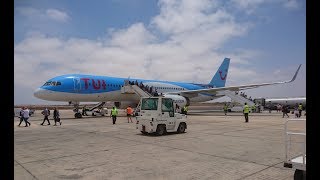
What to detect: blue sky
<box><xmin>14</xmin><ymin>0</ymin><xmax>306</xmax><ymax>105</ymax></box>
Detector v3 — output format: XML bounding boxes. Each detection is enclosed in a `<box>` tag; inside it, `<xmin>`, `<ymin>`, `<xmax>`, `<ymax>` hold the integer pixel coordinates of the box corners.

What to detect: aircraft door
<box><xmin>73</xmin><ymin>77</ymin><xmax>81</xmax><ymax>92</ymax></box>
<box><xmin>160</xmin><ymin>98</ymin><xmax>175</xmax><ymax>130</ymax></box>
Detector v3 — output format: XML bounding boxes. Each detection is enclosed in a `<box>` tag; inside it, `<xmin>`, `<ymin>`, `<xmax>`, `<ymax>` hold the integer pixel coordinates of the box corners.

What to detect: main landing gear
<box><xmin>69</xmin><ymin>101</ymin><xmax>82</xmax><ymax>118</ymax></box>
<box><xmin>74</xmin><ymin>110</ymin><xmax>82</xmax><ymax>118</ymax></box>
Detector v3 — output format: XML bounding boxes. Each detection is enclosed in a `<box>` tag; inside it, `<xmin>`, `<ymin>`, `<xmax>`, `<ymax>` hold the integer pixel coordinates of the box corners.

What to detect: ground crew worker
<box><xmin>110</xmin><ymin>106</ymin><xmax>118</xmax><ymax>124</ymax></box>
<box><xmin>252</xmin><ymin>104</ymin><xmax>256</xmax><ymax>113</ymax></box>
<box><xmin>243</xmin><ymin>102</ymin><xmax>250</xmax><ymax>123</ymax></box>
<box><xmin>223</xmin><ymin>104</ymin><xmax>228</xmax><ymax>115</ymax></box>
<box><xmin>126</xmin><ymin>105</ymin><xmax>133</xmax><ymax>123</ymax></box>
<box><xmin>298</xmin><ymin>103</ymin><xmax>303</xmax><ymax>117</ymax></box>
<box><xmin>182</xmin><ymin>105</ymin><xmax>188</xmax><ymax>115</ymax></box>
<box><xmin>82</xmin><ymin>105</ymin><xmax>88</xmax><ymax>116</ymax></box>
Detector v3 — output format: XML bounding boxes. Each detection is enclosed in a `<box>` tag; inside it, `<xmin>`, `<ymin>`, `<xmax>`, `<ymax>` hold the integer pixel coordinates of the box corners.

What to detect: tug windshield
<box><xmin>141</xmin><ymin>98</ymin><xmax>158</xmax><ymax>110</ymax></box>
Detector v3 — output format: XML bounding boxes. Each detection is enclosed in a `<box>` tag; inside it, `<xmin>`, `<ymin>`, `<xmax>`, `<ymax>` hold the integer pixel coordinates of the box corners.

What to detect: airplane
<box><xmin>254</xmin><ymin>97</ymin><xmax>306</xmax><ymax>111</ymax></box>
<box><xmin>34</xmin><ymin>58</ymin><xmax>302</xmax><ymax>118</ymax></box>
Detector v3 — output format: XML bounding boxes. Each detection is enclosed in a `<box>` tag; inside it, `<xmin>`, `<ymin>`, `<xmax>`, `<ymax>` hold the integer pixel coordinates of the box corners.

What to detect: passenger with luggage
<box><xmin>282</xmin><ymin>105</ymin><xmax>289</xmax><ymax>118</ymax></box>
<box><xmin>41</xmin><ymin>107</ymin><xmax>51</xmax><ymax>125</ymax></box>
<box><xmin>53</xmin><ymin>107</ymin><xmax>61</xmax><ymax>126</ymax></box>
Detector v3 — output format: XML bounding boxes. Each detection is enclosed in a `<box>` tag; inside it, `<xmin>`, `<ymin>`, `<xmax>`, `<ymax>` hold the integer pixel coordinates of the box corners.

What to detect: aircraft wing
<box><xmin>166</xmin><ymin>64</ymin><xmax>302</xmax><ymax>98</ymax></box>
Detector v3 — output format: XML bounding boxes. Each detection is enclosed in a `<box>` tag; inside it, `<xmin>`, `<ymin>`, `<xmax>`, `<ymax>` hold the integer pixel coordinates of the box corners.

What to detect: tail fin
<box><xmin>209</xmin><ymin>58</ymin><xmax>230</xmax><ymax>87</ymax></box>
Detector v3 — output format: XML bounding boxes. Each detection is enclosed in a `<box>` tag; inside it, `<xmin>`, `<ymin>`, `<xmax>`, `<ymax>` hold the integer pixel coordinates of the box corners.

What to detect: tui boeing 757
<box><xmin>34</xmin><ymin>58</ymin><xmax>301</xmax><ymax>118</ymax></box>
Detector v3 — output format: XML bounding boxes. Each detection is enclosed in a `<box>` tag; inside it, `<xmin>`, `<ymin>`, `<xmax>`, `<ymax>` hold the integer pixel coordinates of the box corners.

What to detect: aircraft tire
<box><xmin>74</xmin><ymin>112</ymin><xmax>82</xmax><ymax>118</ymax></box>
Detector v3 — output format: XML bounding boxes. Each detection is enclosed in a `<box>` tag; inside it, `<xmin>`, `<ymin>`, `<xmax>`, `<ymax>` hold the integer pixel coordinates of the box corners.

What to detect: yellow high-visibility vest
<box><xmin>111</xmin><ymin>108</ymin><xmax>118</xmax><ymax>116</ymax></box>
<box><xmin>183</xmin><ymin>106</ymin><xmax>188</xmax><ymax>112</ymax></box>
<box><xmin>243</xmin><ymin>105</ymin><xmax>250</xmax><ymax>113</ymax></box>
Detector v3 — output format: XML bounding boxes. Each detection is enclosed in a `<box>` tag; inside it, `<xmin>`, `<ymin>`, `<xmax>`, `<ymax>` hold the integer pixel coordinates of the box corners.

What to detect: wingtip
<box><xmin>289</xmin><ymin>64</ymin><xmax>302</xmax><ymax>83</ymax></box>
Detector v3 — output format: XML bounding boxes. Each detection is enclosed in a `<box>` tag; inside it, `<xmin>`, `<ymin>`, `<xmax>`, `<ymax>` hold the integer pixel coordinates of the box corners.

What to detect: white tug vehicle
<box><xmin>136</xmin><ymin>97</ymin><xmax>187</xmax><ymax>136</ymax></box>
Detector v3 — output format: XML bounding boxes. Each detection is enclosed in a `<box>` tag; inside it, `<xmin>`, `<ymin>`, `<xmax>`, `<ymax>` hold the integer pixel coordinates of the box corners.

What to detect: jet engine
<box><xmin>163</xmin><ymin>94</ymin><xmax>190</xmax><ymax>108</ymax></box>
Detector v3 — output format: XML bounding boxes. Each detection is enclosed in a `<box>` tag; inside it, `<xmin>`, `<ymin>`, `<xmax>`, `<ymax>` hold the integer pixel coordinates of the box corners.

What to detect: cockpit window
<box><xmin>42</xmin><ymin>81</ymin><xmax>62</xmax><ymax>86</ymax></box>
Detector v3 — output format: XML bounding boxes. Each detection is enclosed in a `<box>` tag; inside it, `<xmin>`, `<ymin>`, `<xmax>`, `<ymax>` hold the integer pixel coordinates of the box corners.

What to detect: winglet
<box><xmin>286</xmin><ymin>64</ymin><xmax>302</xmax><ymax>83</ymax></box>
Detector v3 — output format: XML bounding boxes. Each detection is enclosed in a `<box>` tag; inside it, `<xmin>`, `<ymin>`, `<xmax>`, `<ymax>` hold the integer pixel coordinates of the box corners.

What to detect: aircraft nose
<box><xmin>34</xmin><ymin>88</ymin><xmax>46</xmax><ymax>99</ymax></box>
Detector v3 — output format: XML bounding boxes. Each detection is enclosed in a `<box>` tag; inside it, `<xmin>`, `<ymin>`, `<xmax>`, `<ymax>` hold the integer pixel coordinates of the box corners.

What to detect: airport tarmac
<box><xmin>14</xmin><ymin>109</ymin><xmax>305</xmax><ymax>180</ymax></box>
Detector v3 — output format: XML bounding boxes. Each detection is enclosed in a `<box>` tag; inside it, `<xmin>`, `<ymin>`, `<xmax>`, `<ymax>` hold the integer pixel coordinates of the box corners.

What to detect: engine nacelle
<box><xmin>163</xmin><ymin>94</ymin><xmax>190</xmax><ymax>108</ymax></box>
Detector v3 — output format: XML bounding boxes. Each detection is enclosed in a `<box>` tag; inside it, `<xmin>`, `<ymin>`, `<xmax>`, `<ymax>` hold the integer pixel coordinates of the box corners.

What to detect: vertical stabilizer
<box><xmin>209</xmin><ymin>58</ymin><xmax>230</xmax><ymax>87</ymax></box>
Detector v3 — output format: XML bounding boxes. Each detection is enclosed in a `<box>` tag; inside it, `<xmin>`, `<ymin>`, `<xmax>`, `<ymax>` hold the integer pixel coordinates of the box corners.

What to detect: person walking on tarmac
<box><xmin>110</xmin><ymin>106</ymin><xmax>118</xmax><ymax>124</ymax></box>
<box><xmin>243</xmin><ymin>103</ymin><xmax>250</xmax><ymax>123</ymax></box>
<box><xmin>298</xmin><ymin>103</ymin><xmax>303</xmax><ymax>117</ymax></box>
<box><xmin>82</xmin><ymin>105</ymin><xmax>88</xmax><ymax>116</ymax></box>
<box><xmin>282</xmin><ymin>105</ymin><xmax>290</xmax><ymax>118</ymax></box>
<box><xmin>41</xmin><ymin>107</ymin><xmax>51</xmax><ymax>125</ymax></box>
<box><xmin>252</xmin><ymin>104</ymin><xmax>256</xmax><ymax>113</ymax></box>
<box><xmin>182</xmin><ymin>105</ymin><xmax>188</xmax><ymax>115</ymax></box>
<box><xmin>53</xmin><ymin>107</ymin><xmax>61</xmax><ymax>126</ymax></box>
<box><xmin>223</xmin><ymin>104</ymin><xmax>228</xmax><ymax>115</ymax></box>
<box><xmin>18</xmin><ymin>107</ymin><xmax>25</xmax><ymax>126</ymax></box>
<box><xmin>126</xmin><ymin>105</ymin><xmax>133</xmax><ymax>123</ymax></box>
<box><xmin>22</xmin><ymin>107</ymin><xmax>31</xmax><ymax>127</ymax></box>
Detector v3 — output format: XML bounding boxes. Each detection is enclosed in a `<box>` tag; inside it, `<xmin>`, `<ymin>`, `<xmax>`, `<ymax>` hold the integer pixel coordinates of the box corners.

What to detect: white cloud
<box><xmin>46</xmin><ymin>9</ymin><xmax>70</xmax><ymax>22</ymax></box>
<box><xmin>16</xmin><ymin>7</ymin><xmax>70</xmax><ymax>23</ymax></box>
<box><xmin>109</xmin><ymin>23</ymin><xmax>156</xmax><ymax>47</ymax></box>
<box><xmin>152</xmin><ymin>0</ymin><xmax>219</xmax><ymax>34</ymax></box>
<box><xmin>229</xmin><ymin>0</ymin><xmax>302</xmax><ymax>14</ymax></box>
<box><xmin>151</xmin><ymin>0</ymin><xmax>251</xmax><ymax>54</ymax></box>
